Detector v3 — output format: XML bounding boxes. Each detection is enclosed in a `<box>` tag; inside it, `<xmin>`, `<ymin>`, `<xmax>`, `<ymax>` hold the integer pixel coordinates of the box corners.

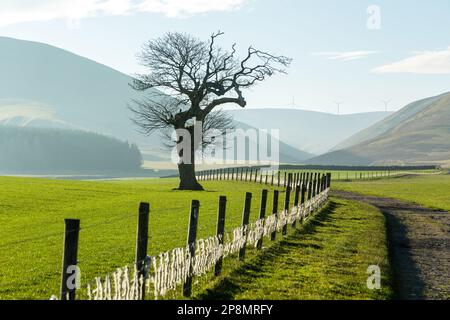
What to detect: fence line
<box><xmin>57</xmin><ymin>171</ymin><xmax>331</xmax><ymax>300</ymax></box>
<box><xmin>195</xmin><ymin>167</ymin><xmax>410</xmax><ymax>182</ymax></box>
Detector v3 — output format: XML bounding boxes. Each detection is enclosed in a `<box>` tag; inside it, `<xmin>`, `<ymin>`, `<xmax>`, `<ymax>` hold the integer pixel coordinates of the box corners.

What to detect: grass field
<box><xmin>0</xmin><ymin>177</ymin><xmax>283</xmax><ymax>299</ymax></box>
<box><xmin>281</xmin><ymin>169</ymin><xmax>441</xmax><ymax>181</ymax></box>
<box><xmin>0</xmin><ymin>174</ymin><xmax>392</xmax><ymax>300</ymax></box>
<box><xmin>198</xmin><ymin>197</ymin><xmax>392</xmax><ymax>300</ymax></box>
<box><xmin>334</xmin><ymin>173</ymin><xmax>450</xmax><ymax>211</ymax></box>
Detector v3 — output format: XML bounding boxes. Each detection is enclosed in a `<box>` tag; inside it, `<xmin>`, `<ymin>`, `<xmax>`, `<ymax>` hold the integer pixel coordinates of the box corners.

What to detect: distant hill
<box><xmin>307</xmin><ymin>92</ymin><xmax>450</xmax><ymax>166</ymax></box>
<box><xmin>227</xmin><ymin>108</ymin><xmax>391</xmax><ymax>155</ymax></box>
<box><xmin>233</xmin><ymin>120</ymin><xmax>314</xmax><ymax>163</ymax></box>
<box><xmin>1</xmin><ymin>37</ymin><xmax>317</xmax><ymax>164</ymax></box>
<box><xmin>331</xmin><ymin>93</ymin><xmax>447</xmax><ymax>151</ymax></box>
<box><xmin>0</xmin><ymin>36</ymin><xmax>163</xmax><ymax>156</ymax></box>
<box><xmin>0</xmin><ymin>125</ymin><xmax>142</xmax><ymax>172</ymax></box>
<box><xmin>0</xmin><ymin>36</ymin><xmax>393</xmax><ymax>167</ymax></box>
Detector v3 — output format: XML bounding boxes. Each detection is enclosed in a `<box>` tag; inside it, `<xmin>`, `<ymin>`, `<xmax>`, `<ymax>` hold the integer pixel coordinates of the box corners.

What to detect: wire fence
<box><xmin>63</xmin><ymin>171</ymin><xmax>332</xmax><ymax>300</ymax></box>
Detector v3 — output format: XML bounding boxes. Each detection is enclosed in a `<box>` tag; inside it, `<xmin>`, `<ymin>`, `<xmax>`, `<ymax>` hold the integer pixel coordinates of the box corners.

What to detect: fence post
<box><xmin>300</xmin><ymin>184</ymin><xmax>306</xmax><ymax>223</ymax></box>
<box><xmin>183</xmin><ymin>200</ymin><xmax>200</xmax><ymax>297</ymax></box>
<box><xmin>135</xmin><ymin>202</ymin><xmax>150</xmax><ymax>299</ymax></box>
<box><xmin>316</xmin><ymin>175</ymin><xmax>322</xmax><ymax>195</ymax></box>
<box><xmin>312</xmin><ymin>178</ymin><xmax>317</xmax><ymax>199</ymax></box>
<box><xmin>307</xmin><ymin>180</ymin><xmax>313</xmax><ymax>201</ymax></box>
<box><xmin>239</xmin><ymin>192</ymin><xmax>252</xmax><ymax>261</ymax></box>
<box><xmin>277</xmin><ymin>171</ymin><xmax>280</xmax><ymax>187</ymax></box>
<box><xmin>327</xmin><ymin>173</ymin><xmax>332</xmax><ymax>188</ymax></box>
<box><xmin>271</xmin><ymin>190</ymin><xmax>279</xmax><ymax>241</ymax></box>
<box><xmin>292</xmin><ymin>184</ymin><xmax>300</xmax><ymax>228</ymax></box>
<box><xmin>256</xmin><ymin>189</ymin><xmax>268</xmax><ymax>250</ymax></box>
<box><xmin>60</xmin><ymin>219</ymin><xmax>80</xmax><ymax>301</ymax></box>
<box><xmin>271</xmin><ymin>172</ymin><xmax>274</xmax><ymax>186</ymax></box>
<box><xmin>283</xmin><ymin>172</ymin><xmax>287</xmax><ymax>187</ymax></box>
<box><xmin>283</xmin><ymin>174</ymin><xmax>292</xmax><ymax>235</ymax></box>
<box><xmin>214</xmin><ymin>196</ymin><xmax>227</xmax><ymax>276</ymax></box>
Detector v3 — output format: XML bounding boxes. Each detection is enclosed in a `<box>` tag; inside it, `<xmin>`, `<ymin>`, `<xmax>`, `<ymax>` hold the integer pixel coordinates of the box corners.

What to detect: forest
<box><xmin>0</xmin><ymin>125</ymin><xmax>142</xmax><ymax>171</ymax></box>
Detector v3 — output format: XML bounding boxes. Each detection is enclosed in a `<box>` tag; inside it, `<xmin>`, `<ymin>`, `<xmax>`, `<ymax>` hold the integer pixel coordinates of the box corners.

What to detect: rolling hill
<box><xmin>0</xmin><ymin>36</ymin><xmax>392</xmax><ymax>167</ymax></box>
<box><xmin>0</xmin><ymin>36</ymin><xmax>163</xmax><ymax>153</ymax></box>
<box><xmin>233</xmin><ymin>120</ymin><xmax>314</xmax><ymax>163</ymax></box>
<box><xmin>308</xmin><ymin>92</ymin><xmax>450</xmax><ymax>166</ymax></box>
<box><xmin>0</xmin><ymin>125</ymin><xmax>142</xmax><ymax>172</ymax></box>
<box><xmin>1</xmin><ymin>36</ymin><xmax>318</xmax><ymax>164</ymax></box>
<box><xmin>227</xmin><ymin>108</ymin><xmax>391</xmax><ymax>155</ymax></box>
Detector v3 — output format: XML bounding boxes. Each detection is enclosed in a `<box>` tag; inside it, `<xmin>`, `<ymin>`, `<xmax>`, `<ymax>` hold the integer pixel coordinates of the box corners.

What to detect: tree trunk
<box><xmin>176</xmin><ymin>124</ymin><xmax>204</xmax><ymax>191</ymax></box>
<box><xmin>177</xmin><ymin>163</ymin><xmax>204</xmax><ymax>190</ymax></box>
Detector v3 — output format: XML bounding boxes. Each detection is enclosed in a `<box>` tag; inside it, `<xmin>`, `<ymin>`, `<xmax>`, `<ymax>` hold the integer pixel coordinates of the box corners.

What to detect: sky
<box><xmin>1</xmin><ymin>0</ymin><xmax>449</xmax><ymax>114</ymax></box>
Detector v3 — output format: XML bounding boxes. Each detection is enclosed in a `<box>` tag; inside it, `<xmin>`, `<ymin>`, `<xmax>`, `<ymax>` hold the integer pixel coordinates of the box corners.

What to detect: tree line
<box><xmin>0</xmin><ymin>126</ymin><xmax>142</xmax><ymax>171</ymax></box>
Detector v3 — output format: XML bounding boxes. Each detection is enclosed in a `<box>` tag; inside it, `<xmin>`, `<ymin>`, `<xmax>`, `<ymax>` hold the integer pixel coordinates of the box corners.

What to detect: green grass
<box><xmin>0</xmin><ymin>177</ymin><xmax>282</xmax><ymax>299</ymax></box>
<box><xmin>197</xmin><ymin>197</ymin><xmax>392</xmax><ymax>300</ymax></box>
<box><xmin>0</xmin><ymin>175</ymin><xmax>394</xmax><ymax>300</ymax></box>
<box><xmin>281</xmin><ymin>169</ymin><xmax>440</xmax><ymax>181</ymax></box>
<box><xmin>333</xmin><ymin>173</ymin><xmax>450</xmax><ymax>211</ymax></box>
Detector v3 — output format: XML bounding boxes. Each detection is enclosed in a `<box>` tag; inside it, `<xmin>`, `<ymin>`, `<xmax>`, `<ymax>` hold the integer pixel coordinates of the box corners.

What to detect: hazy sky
<box><xmin>1</xmin><ymin>0</ymin><xmax>449</xmax><ymax>114</ymax></box>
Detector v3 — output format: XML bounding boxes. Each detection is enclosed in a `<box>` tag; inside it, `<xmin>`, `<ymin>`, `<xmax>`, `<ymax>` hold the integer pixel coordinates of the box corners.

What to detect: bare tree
<box><xmin>130</xmin><ymin>31</ymin><xmax>291</xmax><ymax>190</ymax></box>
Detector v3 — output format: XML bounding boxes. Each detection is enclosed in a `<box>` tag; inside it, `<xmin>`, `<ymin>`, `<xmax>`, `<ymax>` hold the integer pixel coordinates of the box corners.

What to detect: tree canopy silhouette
<box><xmin>130</xmin><ymin>31</ymin><xmax>291</xmax><ymax>190</ymax></box>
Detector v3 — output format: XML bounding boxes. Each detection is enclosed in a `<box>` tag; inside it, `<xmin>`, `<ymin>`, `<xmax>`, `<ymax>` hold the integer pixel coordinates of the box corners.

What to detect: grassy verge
<box><xmin>333</xmin><ymin>174</ymin><xmax>450</xmax><ymax>211</ymax></box>
<box><xmin>197</xmin><ymin>197</ymin><xmax>392</xmax><ymax>300</ymax></box>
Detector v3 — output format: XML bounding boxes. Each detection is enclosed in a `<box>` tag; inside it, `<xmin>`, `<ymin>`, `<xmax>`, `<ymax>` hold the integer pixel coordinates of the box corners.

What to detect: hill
<box><xmin>0</xmin><ymin>36</ymin><xmax>394</xmax><ymax>166</ymax></box>
<box><xmin>0</xmin><ymin>36</ymin><xmax>163</xmax><ymax>153</ymax></box>
<box><xmin>1</xmin><ymin>37</ymin><xmax>319</xmax><ymax>165</ymax></box>
<box><xmin>0</xmin><ymin>125</ymin><xmax>142</xmax><ymax>172</ymax></box>
<box><xmin>307</xmin><ymin>92</ymin><xmax>450</xmax><ymax>166</ymax></box>
<box><xmin>233</xmin><ymin>120</ymin><xmax>314</xmax><ymax>163</ymax></box>
<box><xmin>227</xmin><ymin>108</ymin><xmax>391</xmax><ymax>155</ymax></box>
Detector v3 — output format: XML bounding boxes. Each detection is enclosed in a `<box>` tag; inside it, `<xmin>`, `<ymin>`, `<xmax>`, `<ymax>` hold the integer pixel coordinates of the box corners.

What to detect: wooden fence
<box><xmin>196</xmin><ymin>167</ymin><xmax>405</xmax><ymax>182</ymax></box>
<box><xmin>58</xmin><ymin>171</ymin><xmax>331</xmax><ymax>300</ymax></box>
<box><xmin>197</xmin><ymin>168</ymin><xmax>333</xmax><ymax>187</ymax></box>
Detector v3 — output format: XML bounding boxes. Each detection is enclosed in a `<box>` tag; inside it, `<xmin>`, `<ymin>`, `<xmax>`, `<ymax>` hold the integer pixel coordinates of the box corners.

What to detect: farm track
<box><xmin>333</xmin><ymin>190</ymin><xmax>450</xmax><ymax>300</ymax></box>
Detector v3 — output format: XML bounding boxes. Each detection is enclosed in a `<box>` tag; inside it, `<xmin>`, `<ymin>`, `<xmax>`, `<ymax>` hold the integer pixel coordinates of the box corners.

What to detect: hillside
<box><xmin>233</xmin><ymin>120</ymin><xmax>314</xmax><ymax>163</ymax></box>
<box><xmin>0</xmin><ymin>36</ymin><xmax>392</xmax><ymax>166</ymax></box>
<box><xmin>1</xmin><ymin>37</ymin><xmax>319</xmax><ymax>165</ymax></box>
<box><xmin>227</xmin><ymin>108</ymin><xmax>391</xmax><ymax>155</ymax></box>
<box><xmin>307</xmin><ymin>92</ymin><xmax>450</xmax><ymax>166</ymax></box>
<box><xmin>0</xmin><ymin>36</ymin><xmax>162</xmax><ymax>153</ymax></box>
<box><xmin>0</xmin><ymin>125</ymin><xmax>142</xmax><ymax>172</ymax></box>
<box><xmin>332</xmin><ymin>93</ymin><xmax>448</xmax><ymax>151</ymax></box>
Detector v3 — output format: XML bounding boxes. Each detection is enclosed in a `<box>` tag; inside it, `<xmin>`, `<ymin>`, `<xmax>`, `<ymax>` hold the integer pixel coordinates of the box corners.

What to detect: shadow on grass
<box><xmin>196</xmin><ymin>201</ymin><xmax>340</xmax><ymax>300</ymax></box>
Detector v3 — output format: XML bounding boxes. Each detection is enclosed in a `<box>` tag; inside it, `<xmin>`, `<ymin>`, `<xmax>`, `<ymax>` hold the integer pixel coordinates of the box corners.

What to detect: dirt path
<box><xmin>333</xmin><ymin>190</ymin><xmax>450</xmax><ymax>300</ymax></box>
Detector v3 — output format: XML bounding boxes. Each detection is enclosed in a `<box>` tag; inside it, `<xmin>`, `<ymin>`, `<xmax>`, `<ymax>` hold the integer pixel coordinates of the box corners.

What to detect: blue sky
<box><xmin>1</xmin><ymin>0</ymin><xmax>449</xmax><ymax>114</ymax></box>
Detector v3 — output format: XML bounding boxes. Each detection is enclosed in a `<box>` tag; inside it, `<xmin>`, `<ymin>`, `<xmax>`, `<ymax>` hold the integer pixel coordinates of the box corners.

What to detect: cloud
<box><xmin>138</xmin><ymin>0</ymin><xmax>247</xmax><ymax>18</ymax></box>
<box><xmin>0</xmin><ymin>0</ymin><xmax>247</xmax><ymax>27</ymax></box>
<box><xmin>372</xmin><ymin>47</ymin><xmax>450</xmax><ymax>74</ymax></box>
<box><xmin>313</xmin><ymin>51</ymin><xmax>378</xmax><ymax>62</ymax></box>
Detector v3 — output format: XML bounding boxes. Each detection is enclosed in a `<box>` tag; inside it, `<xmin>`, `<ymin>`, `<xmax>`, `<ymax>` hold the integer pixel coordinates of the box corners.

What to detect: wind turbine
<box><xmin>290</xmin><ymin>96</ymin><xmax>296</xmax><ymax>108</ymax></box>
<box><xmin>381</xmin><ymin>99</ymin><xmax>391</xmax><ymax>112</ymax></box>
<box><xmin>334</xmin><ymin>101</ymin><xmax>344</xmax><ymax>115</ymax></box>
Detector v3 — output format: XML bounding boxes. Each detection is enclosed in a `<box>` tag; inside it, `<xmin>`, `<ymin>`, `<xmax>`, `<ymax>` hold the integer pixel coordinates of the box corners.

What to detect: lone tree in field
<box><xmin>130</xmin><ymin>32</ymin><xmax>291</xmax><ymax>190</ymax></box>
